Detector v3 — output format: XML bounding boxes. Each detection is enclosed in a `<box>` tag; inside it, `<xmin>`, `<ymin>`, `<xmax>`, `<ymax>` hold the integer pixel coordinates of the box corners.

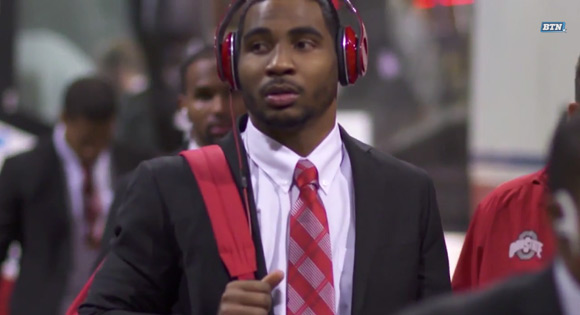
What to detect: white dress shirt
<box><xmin>554</xmin><ymin>258</ymin><xmax>580</xmax><ymax>315</ymax></box>
<box><xmin>52</xmin><ymin>123</ymin><xmax>113</xmax><ymax>241</ymax></box>
<box><xmin>241</xmin><ymin>119</ymin><xmax>356</xmax><ymax>315</ymax></box>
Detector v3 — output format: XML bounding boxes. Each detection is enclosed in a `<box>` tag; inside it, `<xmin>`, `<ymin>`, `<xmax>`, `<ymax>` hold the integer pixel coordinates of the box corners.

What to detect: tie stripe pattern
<box><xmin>287</xmin><ymin>159</ymin><xmax>335</xmax><ymax>315</ymax></box>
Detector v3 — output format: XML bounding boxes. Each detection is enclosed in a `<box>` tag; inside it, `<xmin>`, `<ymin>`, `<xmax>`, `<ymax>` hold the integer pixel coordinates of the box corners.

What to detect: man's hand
<box><xmin>218</xmin><ymin>270</ymin><xmax>285</xmax><ymax>315</ymax></box>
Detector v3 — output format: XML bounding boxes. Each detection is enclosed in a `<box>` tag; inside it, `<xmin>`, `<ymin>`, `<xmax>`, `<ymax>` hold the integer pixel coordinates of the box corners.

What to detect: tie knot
<box><xmin>293</xmin><ymin>159</ymin><xmax>319</xmax><ymax>190</ymax></box>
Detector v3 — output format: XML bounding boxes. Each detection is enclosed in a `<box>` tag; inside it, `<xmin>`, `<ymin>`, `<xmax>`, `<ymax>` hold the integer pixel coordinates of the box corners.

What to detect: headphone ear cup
<box><xmin>218</xmin><ymin>32</ymin><xmax>238</xmax><ymax>90</ymax></box>
<box><xmin>231</xmin><ymin>32</ymin><xmax>241</xmax><ymax>90</ymax></box>
<box><xmin>342</xmin><ymin>26</ymin><xmax>359</xmax><ymax>85</ymax></box>
<box><xmin>336</xmin><ymin>27</ymin><xmax>348</xmax><ymax>86</ymax></box>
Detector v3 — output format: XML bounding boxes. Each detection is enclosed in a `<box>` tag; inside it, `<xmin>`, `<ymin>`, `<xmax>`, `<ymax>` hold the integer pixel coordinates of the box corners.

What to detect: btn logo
<box><xmin>541</xmin><ymin>22</ymin><xmax>566</xmax><ymax>33</ymax></box>
<box><xmin>509</xmin><ymin>231</ymin><xmax>544</xmax><ymax>260</ymax></box>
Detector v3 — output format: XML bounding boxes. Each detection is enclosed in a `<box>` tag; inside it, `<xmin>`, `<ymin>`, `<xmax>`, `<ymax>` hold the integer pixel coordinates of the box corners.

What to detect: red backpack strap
<box><xmin>65</xmin><ymin>260</ymin><xmax>105</xmax><ymax>315</ymax></box>
<box><xmin>65</xmin><ymin>146</ymin><xmax>257</xmax><ymax>314</ymax></box>
<box><xmin>180</xmin><ymin>145</ymin><xmax>257</xmax><ymax>280</ymax></box>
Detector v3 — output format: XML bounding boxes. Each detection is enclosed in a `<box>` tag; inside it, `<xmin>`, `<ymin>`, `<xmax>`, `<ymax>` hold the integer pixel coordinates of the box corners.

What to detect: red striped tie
<box><xmin>287</xmin><ymin>159</ymin><xmax>335</xmax><ymax>315</ymax></box>
<box><xmin>83</xmin><ymin>164</ymin><xmax>103</xmax><ymax>248</ymax></box>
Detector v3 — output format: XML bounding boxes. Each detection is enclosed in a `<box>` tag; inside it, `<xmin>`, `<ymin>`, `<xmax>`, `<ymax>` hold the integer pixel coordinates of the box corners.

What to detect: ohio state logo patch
<box><xmin>509</xmin><ymin>230</ymin><xmax>543</xmax><ymax>260</ymax></box>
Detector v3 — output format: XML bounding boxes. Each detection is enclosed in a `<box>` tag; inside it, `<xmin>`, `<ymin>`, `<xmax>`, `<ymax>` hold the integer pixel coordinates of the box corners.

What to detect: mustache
<box><xmin>259</xmin><ymin>78</ymin><xmax>304</xmax><ymax>96</ymax></box>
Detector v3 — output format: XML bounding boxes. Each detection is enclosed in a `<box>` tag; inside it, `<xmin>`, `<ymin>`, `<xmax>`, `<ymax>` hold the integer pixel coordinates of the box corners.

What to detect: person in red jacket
<box><xmin>452</xmin><ymin>55</ymin><xmax>580</xmax><ymax>292</ymax></box>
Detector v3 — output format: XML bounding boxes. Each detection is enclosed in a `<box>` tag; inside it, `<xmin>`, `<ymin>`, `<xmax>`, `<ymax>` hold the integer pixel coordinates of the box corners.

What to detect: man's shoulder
<box><xmin>476</xmin><ymin>169</ymin><xmax>546</xmax><ymax>217</ymax></box>
<box><xmin>137</xmin><ymin>155</ymin><xmax>188</xmax><ymax>177</ymax></box>
<box><xmin>1</xmin><ymin>135</ymin><xmax>54</xmax><ymax>171</ymax></box>
<box><xmin>492</xmin><ymin>170</ymin><xmax>545</xmax><ymax>195</ymax></box>
<box><xmin>350</xmin><ymin>137</ymin><xmax>432</xmax><ymax>184</ymax></box>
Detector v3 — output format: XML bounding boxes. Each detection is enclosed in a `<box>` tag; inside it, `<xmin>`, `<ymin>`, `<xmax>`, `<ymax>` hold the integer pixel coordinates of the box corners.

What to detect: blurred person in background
<box><xmin>97</xmin><ymin>39</ymin><xmax>149</xmax><ymax>98</ymax></box>
<box><xmin>176</xmin><ymin>45</ymin><xmax>247</xmax><ymax>150</ymax></box>
<box><xmin>452</xmin><ymin>55</ymin><xmax>580</xmax><ymax>292</ymax></box>
<box><xmin>97</xmin><ymin>39</ymin><xmax>161</xmax><ymax>156</ymax></box>
<box><xmin>96</xmin><ymin>45</ymin><xmax>247</xmax><ymax>262</ymax></box>
<box><xmin>0</xmin><ymin>76</ymin><xmax>148</xmax><ymax>315</ymax></box>
<box><xmin>398</xmin><ymin>112</ymin><xmax>580</xmax><ymax>315</ymax></box>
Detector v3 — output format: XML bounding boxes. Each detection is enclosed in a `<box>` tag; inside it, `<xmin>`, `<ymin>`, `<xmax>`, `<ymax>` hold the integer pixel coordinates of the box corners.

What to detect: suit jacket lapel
<box><xmin>218</xmin><ymin>115</ymin><xmax>269</xmax><ymax>280</ymax></box>
<box><xmin>340</xmin><ymin>129</ymin><xmax>381</xmax><ymax>315</ymax></box>
<box><xmin>340</xmin><ymin>128</ymin><xmax>403</xmax><ymax>315</ymax></box>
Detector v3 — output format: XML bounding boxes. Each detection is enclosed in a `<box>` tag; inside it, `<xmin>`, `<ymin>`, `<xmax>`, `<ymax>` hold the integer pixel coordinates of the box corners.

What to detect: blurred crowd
<box><xmin>1</xmin><ymin>0</ymin><xmax>579</xmax><ymax>315</ymax></box>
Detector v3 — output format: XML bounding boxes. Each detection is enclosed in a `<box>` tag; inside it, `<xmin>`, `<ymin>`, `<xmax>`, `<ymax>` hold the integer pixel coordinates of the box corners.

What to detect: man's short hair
<box><xmin>237</xmin><ymin>0</ymin><xmax>341</xmax><ymax>47</ymax></box>
<box><xmin>63</xmin><ymin>76</ymin><xmax>117</xmax><ymax>122</ymax></box>
<box><xmin>179</xmin><ymin>46</ymin><xmax>215</xmax><ymax>94</ymax></box>
<box><xmin>547</xmin><ymin>114</ymin><xmax>580</xmax><ymax>194</ymax></box>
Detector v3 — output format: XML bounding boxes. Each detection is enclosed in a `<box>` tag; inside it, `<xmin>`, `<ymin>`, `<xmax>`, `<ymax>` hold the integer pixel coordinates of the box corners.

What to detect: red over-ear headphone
<box><xmin>214</xmin><ymin>0</ymin><xmax>369</xmax><ymax>90</ymax></box>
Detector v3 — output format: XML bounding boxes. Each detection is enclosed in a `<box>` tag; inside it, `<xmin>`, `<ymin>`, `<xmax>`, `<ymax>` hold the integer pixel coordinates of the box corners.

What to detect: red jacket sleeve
<box><xmin>451</xmin><ymin>195</ymin><xmax>498</xmax><ymax>292</ymax></box>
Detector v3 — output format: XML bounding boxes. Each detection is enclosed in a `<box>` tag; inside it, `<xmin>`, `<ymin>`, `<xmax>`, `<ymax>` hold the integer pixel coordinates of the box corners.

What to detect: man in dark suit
<box><xmin>0</xmin><ymin>76</ymin><xmax>149</xmax><ymax>315</ymax></box>
<box><xmin>397</xmin><ymin>115</ymin><xmax>580</xmax><ymax>315</ymax></box>
<box><xmin>80</xmin><ymin>0</ymin><xmax>451</xmax><ymax>314</ymax></box>
<box><xmin>96</xmin><ymin>44</ymin><xmax>247</xmax><ymax>262</ymax></box>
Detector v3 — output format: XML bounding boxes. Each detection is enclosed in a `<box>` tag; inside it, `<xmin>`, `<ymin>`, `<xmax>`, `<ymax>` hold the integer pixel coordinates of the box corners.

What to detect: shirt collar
<box><xmin>188</xmin><ymin>139</ymin><xmax>200</xmax><ymax>150</ymax></box>
<box><xmin>242</xmin><ymin>118</ymin><xmax>344</xmax><ymax>194</ymax></box>
<box><xmin>532</xmin><ymin>167</ymin><xmax>548</xmax><ymax>186</ymax></box>
<box><xmin>554</xmin><ymin>258</ymin><xmax>580</xmax><ymax>315</ymax></box>
<box><xmin>52</xmin><ymin>122</ymin><xmax>112</xmax><ymax>169</ymax></box>
<box><xmin>53</xmin><ymin>123</ymin><xmax>82</xmax><ymax>167</ymax></box>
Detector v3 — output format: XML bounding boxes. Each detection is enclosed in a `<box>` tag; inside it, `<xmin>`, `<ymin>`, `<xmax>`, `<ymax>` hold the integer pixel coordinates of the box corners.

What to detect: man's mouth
<box><xmin>262</xmin><ymin>84</ymin><xmax>301</xmax><ymax>107</ymax></box>
<box><xmin>208</xmin><ymin>125</ymin><xmax>231</xmax><ymax>136</ymax></box>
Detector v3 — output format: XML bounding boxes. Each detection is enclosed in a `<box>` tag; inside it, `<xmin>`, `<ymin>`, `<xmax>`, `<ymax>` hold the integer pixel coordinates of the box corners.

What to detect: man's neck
<box><xmin>189</xmin><ymin>132</ymin><xmax>207</xmax><ymax>148</ymax></box>
<box><xmin>249</xmin><ymin>111</ymin><xmax>337</xmax><ymax>157</ymax></box>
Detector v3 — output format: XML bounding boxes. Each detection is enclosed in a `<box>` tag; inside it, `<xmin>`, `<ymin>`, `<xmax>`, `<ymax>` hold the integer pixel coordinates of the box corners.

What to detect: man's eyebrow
<box><xmin>288</xmin><ymin>26</ymin><xmax>323</xmax><ymax>38</ymax></box>
<box><xmin>243</xmin><ymin>27</ymin><xmax>271</xmax><ymax>41</ymax></box>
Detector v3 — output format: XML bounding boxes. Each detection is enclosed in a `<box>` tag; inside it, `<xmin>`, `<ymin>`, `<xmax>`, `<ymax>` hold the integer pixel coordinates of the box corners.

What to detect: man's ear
<box><xmin>568</xmin><ymin>102</ymin><xmax>579</xmax><ymax>117</ymax></box>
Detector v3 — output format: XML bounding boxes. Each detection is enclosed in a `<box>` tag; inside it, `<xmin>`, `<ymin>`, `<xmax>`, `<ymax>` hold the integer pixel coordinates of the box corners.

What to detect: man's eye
<box><xmin>295</xmin><ymin>40</ymin><xmax>315</xmax><ymax>51</ymax></box>
<box><xmin>195</xmin><ymin>91</ymin><xmax>213</xmax><ymax>100</ymax></box>
<box><xmin>250</xmin><ymin>42</ymin><xmax>268</xmax><ymax>53</ymax></box>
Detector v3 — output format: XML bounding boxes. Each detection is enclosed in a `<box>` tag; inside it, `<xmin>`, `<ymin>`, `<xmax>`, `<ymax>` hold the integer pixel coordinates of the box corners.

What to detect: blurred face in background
<box><xmin>179</xmin><ymin>58</ymin><xmax>246</xmax><ymax>146</ymax></box>
<box><xmin>63</xmin><ymin>115</ymin><xmax>115</xmax><ymax>167</ymax></box>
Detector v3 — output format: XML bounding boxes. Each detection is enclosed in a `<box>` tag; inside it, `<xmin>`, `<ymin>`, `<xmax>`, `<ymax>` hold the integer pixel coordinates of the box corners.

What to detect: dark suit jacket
<box><xmin>95</xmin><ymin>141</ymin><xmax>190</xmax><ymax>265</ymax></box>
<box><xmin>0</xmin><ymin>136</ymin><xmax>150</xmax><ymax>315</ymax></box>
<box><xmin>397</xmin><ymin>266</ymin><xmax>563</xmax><ymax>315</ymax></box>
<box><xmin>79</xmin><ymin>116</ymin><xmax>451</xmax><ymax>315</ymax></box>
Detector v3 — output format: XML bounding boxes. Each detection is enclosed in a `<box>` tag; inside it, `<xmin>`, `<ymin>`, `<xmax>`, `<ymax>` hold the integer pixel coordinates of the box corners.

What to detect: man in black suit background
<box><xmin>97</xmin><ymin>45</ymin><xmax>247</xmax><ymax>261</ymax></box>
<box><xmin>0</xmin><ymin>76</ymin><xmax>149</xmax><ymax>315</ymax></box>
<box><xmin>398</xmin><ymin>115</ymin><xmax>580</xmax><ymax>315</ymax></box>
<box><xmin>80</xmin><ymin>0</ymin><xmax>451</xmax><ymax>314</ymax></box>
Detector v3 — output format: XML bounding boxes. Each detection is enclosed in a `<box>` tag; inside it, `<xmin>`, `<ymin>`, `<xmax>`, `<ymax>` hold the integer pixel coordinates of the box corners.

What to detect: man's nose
<box><xmin>209</xmin><ymin>95</ymin><xmax>228</xmax><ymax>114</ymax></box>
<box><xmin>265</xmin><ymin>44</ymin><xmax>296</xmax><ymax>77</ymax></box>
